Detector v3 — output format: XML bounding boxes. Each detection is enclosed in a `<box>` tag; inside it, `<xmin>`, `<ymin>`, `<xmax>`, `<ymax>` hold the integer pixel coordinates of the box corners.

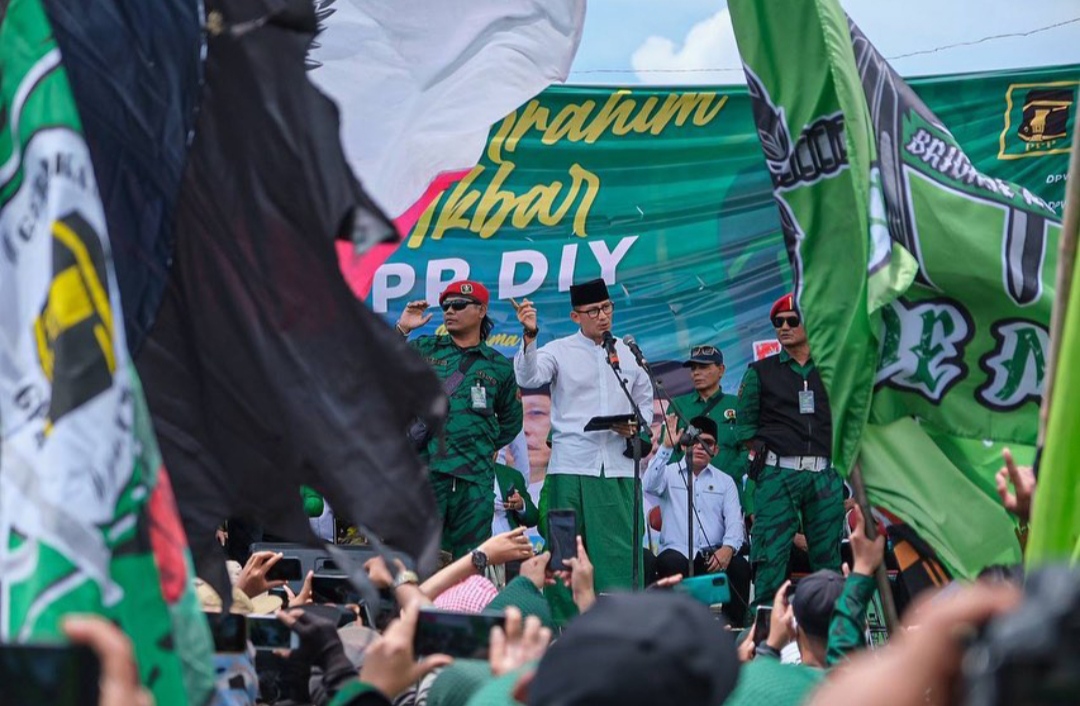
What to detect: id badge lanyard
<box><xmin>798</xmin><ymin>379</ymin><xmax>815</xmax><ymax>415</ymax></box>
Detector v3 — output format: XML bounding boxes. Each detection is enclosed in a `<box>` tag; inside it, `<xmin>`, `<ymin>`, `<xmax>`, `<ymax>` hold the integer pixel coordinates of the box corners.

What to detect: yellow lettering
<box><xmin>406</xmin><ymin>191</ymin><xmax>444</xmax><ymax>249</ymax></box>
<box><xmin>568</xmin><ymin>164</ymin><xmax>599</xmax><ymax>237</ymax></box>
<box><xmin>487</xmin><ymin>110</ymin><xmax>517</xmax><ymax>165</ymax></box>
<box><xmin>429</xmin><ymin>167</ymin><xmax>483</xmax><ymax>242</ymax></box>
<box><xmin>472</xmin><ymin>161</ymin><xmax>520</xmax><ymax>239</ymax></box>
<box><xmin>505</xmin><ymin>100</ymin><xmax>549</xmax><ymax>155</ymax></box>
<box><xmin>648</xmin><ymin>93</ymin><xmax>726</xmax><ymax>134</ymax></box>
<box><xmin>541</xmin><ymin>100</ymin><xmax>597</xmax><ymax>145</ymax></box>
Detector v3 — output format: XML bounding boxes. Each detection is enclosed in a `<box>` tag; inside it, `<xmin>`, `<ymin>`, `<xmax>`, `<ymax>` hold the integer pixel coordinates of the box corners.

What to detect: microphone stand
<box><xmin>630</xmin><ymin>345</ymin><xmax>711</xmax><ymax>579</ymax></box>
<box><xmin>603</xmin><ymin>345</ymin><xmax>652</xmax><ymax>590</ymax></box>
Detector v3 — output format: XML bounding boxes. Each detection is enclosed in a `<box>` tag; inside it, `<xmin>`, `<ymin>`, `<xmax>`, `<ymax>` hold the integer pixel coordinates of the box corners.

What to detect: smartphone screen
<box><xmin>753</xmin><ymin>606</ymin><xmax>773</xmax><ymax>647</ymax></box>
<box><xmin>266</xmin><ymin>557</ymin><xmax>303</xmax><ymax>582</ymax></box>
<box><xmin>311</xmin><ymin>574</ymin><xmax>361</xmax><ymax>605</ymax></box>
<box><xmin>205</xmin><ymin>612</ymin><xmax>248</xmax><ymax>653</ymax></box>
<box><xmin>547</xmin><ymin>509</ymin><xmax>577</xmax><ymax>571</ymax></box>
<box><xmin>673</xmin><ymin>573</ymin><xmax>731</xmax><ymax>606</ymax></box>
<box><xmin>0</xmin><ymin>643</ymin><xmax>101</xmax><ymax>706</ymax></box>
<box><xmin>413</xmin><ymin>608</ymin><xmax>507</xmax><ymax>659</ymax></box>
<box><xmin>247</xmin><ymin>616</ymin><xmax>299</xmax><ymax>651</ymax></box>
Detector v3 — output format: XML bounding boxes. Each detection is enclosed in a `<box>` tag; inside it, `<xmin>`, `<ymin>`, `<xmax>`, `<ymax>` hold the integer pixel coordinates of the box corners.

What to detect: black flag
<box><xmin>135</xmin><ymin>0</ymin><xmax>445</xmax><ymax>594</ymax></box>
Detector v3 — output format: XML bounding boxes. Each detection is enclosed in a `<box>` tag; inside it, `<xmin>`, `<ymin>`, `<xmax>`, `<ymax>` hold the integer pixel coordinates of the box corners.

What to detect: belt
<box><xmin>766</xmin><ymin>451</ymin><xmax>830</xmax><ymax>472</ymax></box>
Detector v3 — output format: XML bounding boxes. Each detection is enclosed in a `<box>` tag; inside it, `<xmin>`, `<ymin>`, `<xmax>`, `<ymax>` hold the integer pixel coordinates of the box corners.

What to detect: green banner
<box><xmin>730</xmin><ymin>0</ymin><xmax>1072</xmax><ymax>577</ymax></box>
<box><xmin>0</xmin><ymin>0</ymin><xmax>213</xmax><ymax>702</ymax></box>
<box><xmin>361</xmin><ymin>66</ymin><xmax>1077</xmax><ymax>397</ymax></box>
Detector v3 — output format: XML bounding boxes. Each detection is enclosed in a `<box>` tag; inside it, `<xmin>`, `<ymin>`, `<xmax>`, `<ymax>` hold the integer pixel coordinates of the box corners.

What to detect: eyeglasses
<box><xmin>690</xmin><ymin>345</ymin><xmax>720</xmax><ymax>358</ymax></box>
<box><xmin>772</xmin><ymin>314</ymin><xmax>801</xmax><ymax>329</ymax></box>
<box><xmin>574</xmin><ymin>302</ymin><xmax>614</xmax><ymax>319</ymax></box>
<box><xmin>441</xmin><ymin>300</ymin><xmax>478</xmax><ymax>312</ymax></box>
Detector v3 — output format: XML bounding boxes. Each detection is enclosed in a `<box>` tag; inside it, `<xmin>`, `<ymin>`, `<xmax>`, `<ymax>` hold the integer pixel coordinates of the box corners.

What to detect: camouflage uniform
<box><xmin>826</xmin><ymin>573</ymin><xmax>877</xmax><ymax>665</ymax></box>
<box><xmin>736</xmin><ymin>350</ymin><xmax>845</xmax><ymax>609</ymax></box>
<box><xmin>411</xmin><ymin>335</ymin><xmax>522</xmax><ymax>558</ymax></box>
<box><xmin>660</xmin><ymin>390</ymin><xmax>752</xmax><ymax>511</ymax></box>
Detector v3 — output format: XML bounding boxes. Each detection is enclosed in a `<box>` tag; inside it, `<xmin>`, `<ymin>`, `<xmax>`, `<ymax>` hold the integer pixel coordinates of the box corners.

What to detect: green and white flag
<box><xmin>0</xmin><ymin>0</ymin><xmax>213</xmax><ymax>702</ymax></box>
<box><xmin>730</xmin><ymin>0</ymin><xmax>1065</xmax><ymax>577</ymax></box>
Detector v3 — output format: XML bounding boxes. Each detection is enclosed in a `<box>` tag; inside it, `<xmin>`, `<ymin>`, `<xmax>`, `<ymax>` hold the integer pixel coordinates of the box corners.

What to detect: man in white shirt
<box><xmin>513</xmin><ymin>278</ymin><xmax>654</xmax><ymax>618</ymax></box>
<box><xmin>645</xmin><ymin>414</ymin><xmax>751</xmax><ymax>626</ymax></box>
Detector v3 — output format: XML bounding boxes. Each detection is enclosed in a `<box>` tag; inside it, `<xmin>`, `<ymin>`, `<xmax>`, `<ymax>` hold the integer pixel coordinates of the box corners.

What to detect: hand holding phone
<box><xmin>0</xmin><ymin>643</ymin><xmax>100</xmax><ymax>706</ymax></box>
<box><xmin>247</xmin><ymin>615</ymin><xmax>300</xmax><ymax>651</ymax></box>
<box><xmin>674</xmin><ymin>573</ymin><xmax>731</xmax><ymax>606</ymax></box>
<box><xmin>205</xmin><ymin>612</ymin><xmax>248</xmax><ymax>653</ymax></box>
<box><xmin>266</xmin><ymin>556</ymin><xmax>303</xmax><ymax>582</ymax></box>
<box><xmin>752</xmin><ymin>606</ymin><xmax>773</xmax><ymax>648</ymax></box>
<box><xmin>413</xmin><ymin>608</ymin><xmax>506</xmax><ymax>659</ymax></box>
<box><xmin>547</xmin><ymin>509</ymin><xmax>577</xmax><ymax>571</ymax></box>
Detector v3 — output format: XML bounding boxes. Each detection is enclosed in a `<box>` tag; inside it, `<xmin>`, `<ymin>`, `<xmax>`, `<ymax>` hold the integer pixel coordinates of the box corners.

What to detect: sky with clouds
<box><xmin>569</xmin><ymin>0</ymin><xmax>1080</xmax><ymax>85</ymax></box>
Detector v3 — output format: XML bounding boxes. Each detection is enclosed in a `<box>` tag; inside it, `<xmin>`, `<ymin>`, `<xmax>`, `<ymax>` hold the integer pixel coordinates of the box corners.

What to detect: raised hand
<box><xmin>237</xmin><ymin>550</ymin><xmax>287</xmax><ymax>597</ymax></box>
<box><xmin>849</xmin><ymin>504</ymin><xmax>886</xmax><ymax>577</ymax></box>
<box><xmin>360</xmin><ymin>603</ymin><xmax>453</xmax><ymax>700</ymax></box>
<box><xmin>489</xmin><ymin>607</ymin><xmax>552</xmax><ymax>677</ymax></box>
<box><xmin>478</xmin><ymin>526</ymin><xmax>535</xmax><ymax>566</ymax></box>
<box><xmin>397</xmin><ymin>300</ymin><xmax>432</xmax><ymax>334</ymax></box>
<box><xmin>511</xmin><ymin>297</ymin><xmax>538</xmax><ymax>333</ymax></box>
<box><xmin>995</xmin><ymin>447</ymin><xmax>1035</xmax><ymax>523</ymax></box>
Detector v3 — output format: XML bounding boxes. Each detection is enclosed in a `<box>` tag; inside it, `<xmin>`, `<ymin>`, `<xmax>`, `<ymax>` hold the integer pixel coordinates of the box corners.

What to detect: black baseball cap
<box><xmin>791</xmin><ymin>570</ymin><xmax>846</xmax><ymax>639</ymax></box>
<box><xmin>529</xmin><ymin>592</ymin><xmax>739</xmax><ymax>706</ymax></box>
<box><xmin>683</xmin><ymin>344</ymin><xmax>724</xmax><ymax>367</ymax></box>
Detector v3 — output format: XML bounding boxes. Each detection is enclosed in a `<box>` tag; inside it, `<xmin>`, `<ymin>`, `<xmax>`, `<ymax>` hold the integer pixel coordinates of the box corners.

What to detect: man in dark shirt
<box><xmin>736</xmin><ymin>293</ymin><xmax>845</xmax><ymax>609</ymax></box>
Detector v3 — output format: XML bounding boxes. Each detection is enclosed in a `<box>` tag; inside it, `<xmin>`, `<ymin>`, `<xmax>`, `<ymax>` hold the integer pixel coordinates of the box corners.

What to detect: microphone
<box><xmin>679</xmin><ymin>424</ymin><xmax>701</xmax><ymax>448</ymax></box>
<box><xmin>622</xmin><ymin>335</ymin><xmax>648</xmax><ymax>368</ymax></box>
<box><xmin>601</xmin><ymin>331</ymin><xmax>620</xmax><ymax>371</ymax></box>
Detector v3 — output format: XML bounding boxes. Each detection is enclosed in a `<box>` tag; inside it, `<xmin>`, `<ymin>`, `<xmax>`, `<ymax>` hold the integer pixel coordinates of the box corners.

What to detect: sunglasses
<box><xmin>574</xmin><ymin>302</ymin><xmax>614</xmax><ymax>319</ymax></box>
<box><xmin>690</xmin><ymin>345</ymin><xmax>719</xmax><ymax>358</ymax></box>
<box><xmin>772</xmin><ymin>314</ymin><xmax>801</xmax><ymax>329</ymax></box>
<box><xmin>441</xmin><ymin>300</ymin><xmax>478</xmax><ymax>312</ymax></box>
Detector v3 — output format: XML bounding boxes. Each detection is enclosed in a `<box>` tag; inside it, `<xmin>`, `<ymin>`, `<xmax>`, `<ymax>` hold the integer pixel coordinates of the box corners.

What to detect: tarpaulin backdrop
<box><xmin>345</xmin><ymin>64</ymin><xmax>1077</xmax><ymax>392</ymax></box>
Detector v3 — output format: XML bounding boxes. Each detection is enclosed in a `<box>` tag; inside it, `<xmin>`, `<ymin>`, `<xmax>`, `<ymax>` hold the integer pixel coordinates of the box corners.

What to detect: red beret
<box><xmin>439</xmin><ymin>280</ymin><xmax>489</xmax><ymax>306</ymax></box>
<box><xmin>770</xmin><ymin>292</ymin><xmax>796</xmax><ymax>319</ymax></box>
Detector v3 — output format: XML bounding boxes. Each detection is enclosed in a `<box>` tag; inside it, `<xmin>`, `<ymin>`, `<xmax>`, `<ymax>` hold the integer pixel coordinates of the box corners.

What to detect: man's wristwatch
<box><xmin>471</xmin><ymin>549</ymin><xmax>489</xmax><ymax>574</ymax></box>
<box><xmin>755</xmin><ymin>643</ymin><xmax>782</xmax><ymax>659</ymax></box>
<box><xmin>392</xmin><ymin>570</ymin><xmax>420</xmax><ymax>589</ymax></box>
<box><xmin>522</xmin><ymin>325</ymin><xmax>539</xmax><ymax>338</ymax></box>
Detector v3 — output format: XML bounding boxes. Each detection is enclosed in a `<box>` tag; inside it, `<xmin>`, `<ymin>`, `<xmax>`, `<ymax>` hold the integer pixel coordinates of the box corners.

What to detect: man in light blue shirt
<box><xmin>645</xmin><ymin>415</ymin><xmax>751</xmax><ymax>625</ymax></box>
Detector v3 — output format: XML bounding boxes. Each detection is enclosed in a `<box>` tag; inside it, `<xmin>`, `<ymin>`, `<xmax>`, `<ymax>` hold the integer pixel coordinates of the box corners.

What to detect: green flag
<box><xmin>0</xmin><ymin>0</ymin><xmax>213</xmax><ymax>702</ymax></box>
<box><xmin>1028</xmin><ymin>189</ymin><xmax>1080</xmax><ymax>565</ymax></box>
<box><xmin>730</xmin><ymin>0</ymin><xmax>1064</xmax><ymax>577</ymax></box>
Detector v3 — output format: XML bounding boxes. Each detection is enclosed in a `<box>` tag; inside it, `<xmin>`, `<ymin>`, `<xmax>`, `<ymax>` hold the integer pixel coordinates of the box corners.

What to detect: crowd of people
<box><xmin>67</xmin><ymin>276</ymin><xmax>1062</xmax><ymax>705</ymax></box>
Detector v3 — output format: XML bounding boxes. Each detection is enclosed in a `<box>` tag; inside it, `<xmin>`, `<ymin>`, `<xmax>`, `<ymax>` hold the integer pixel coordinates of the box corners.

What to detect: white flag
<box><xmin>309</xmin><ymin>0</ymin><xmax>587</xmax><ymax>228</ymax></box>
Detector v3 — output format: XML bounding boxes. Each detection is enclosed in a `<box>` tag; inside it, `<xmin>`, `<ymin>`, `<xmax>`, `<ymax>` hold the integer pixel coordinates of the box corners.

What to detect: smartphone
<box><xmin>205</xmin><ymin>612</ymin><xmax>247</xmax><ymax>653</ymax></box>
<box><xmin>413</xmin><ymin>608</ymin><xmax>507</xmax><ymax>659</ymax></box>
<box><xmin>266</xmin><ymin>557</ymin><xmax>303</xmax><ymax>582</ymax></box>
<box><xmin>673</xmin><ymin>573</ymin><xmax>731</xmax><ymax>606</ymax></box>
<box><xmin>753</xmin><ymin>606</ymin><xmax>773</xmax><ymax>647</ymax></box>
<box><xmin>0</xmin><ymin>643</ymin><xmax>101</xmax><ymax>706</ymax></box>
<box><xmin>247</xmin><ymin>615</ymin><xmax>300</xmax><ymax>651</ymax></box>
<box><xmin>315</xmin><ymin>558</ymin><xmax>340</xmax><ymax>573</ymax></box>
<box><xmin>547</xmin><ymin>509</ymin><xmax>577</xmax><ymax>571</ymax></box>
<box><xmin>311</xmin><ymin>574</ymin><xmax>361</xmax><ymax>605</ymax></box>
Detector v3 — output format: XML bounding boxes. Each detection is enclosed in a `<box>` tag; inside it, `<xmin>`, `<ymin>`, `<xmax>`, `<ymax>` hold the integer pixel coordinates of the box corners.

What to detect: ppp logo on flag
<box><xmin>998</xmin><ymin>82</ymin><xmax>1077</xmax><ymax>160</ymax></box>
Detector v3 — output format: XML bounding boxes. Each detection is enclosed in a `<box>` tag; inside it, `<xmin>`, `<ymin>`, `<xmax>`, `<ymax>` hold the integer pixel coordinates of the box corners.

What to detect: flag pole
<box><xmin>849</xmin><ymin>460</ymin><xmax>900</xmax><ymax>633</ymax></box>
<box><xmin>1037</xmin><ymin>126</ymin><xmax>1080</xmax><ymax>449</ymax></box>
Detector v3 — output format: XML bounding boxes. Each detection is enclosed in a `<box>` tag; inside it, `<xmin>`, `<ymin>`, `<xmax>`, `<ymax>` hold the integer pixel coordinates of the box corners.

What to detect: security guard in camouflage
<box><xmin>735</xmin><ymin>293</ymin><xmax>845</xmax><ymax>610</ymax></box>
<box><xmin>660</xmin><ymin>344</ymin><xmax>752</xmax><ymax>511</ymax></box>
<box><xmin>396</xmin><ymin>280</ymin><xmax>523</xmax><ymax>559</ymax></box>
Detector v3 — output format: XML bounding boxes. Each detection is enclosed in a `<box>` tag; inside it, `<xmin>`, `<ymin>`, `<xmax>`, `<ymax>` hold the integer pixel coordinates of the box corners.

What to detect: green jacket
<box><xmin>825</xmin><ymin>573</ymin><xmax>877</xmax><ymax>666</ymax></box>
<box><xmin>410</xmin><ymin>335</ymin><xmax>522</xmax><ymax>482</ymax></box>
<box><xmin>660</xmin><ymin>390</ymin><xmax>750</xmax><ymax>507</ymax></box>
<box><xmin>494</xmin><ymin>463</ymin><xmax>539</xmax><ymax>529</ymax></box>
